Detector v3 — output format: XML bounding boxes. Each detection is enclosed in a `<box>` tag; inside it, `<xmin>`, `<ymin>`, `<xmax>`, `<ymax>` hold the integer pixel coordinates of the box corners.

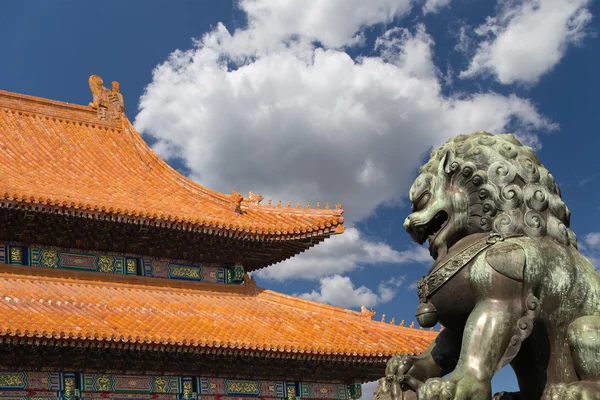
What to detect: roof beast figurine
<box><xmin>374</xmin><ymin>132</ymin><xmax>600</xmax><ymax>399</ymax></box>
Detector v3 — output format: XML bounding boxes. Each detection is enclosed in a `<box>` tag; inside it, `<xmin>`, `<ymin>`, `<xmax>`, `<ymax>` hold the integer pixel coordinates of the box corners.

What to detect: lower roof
<box><xmin>0</xmin><ymin>265</ymin><xmax>436</xmax><ymax>360</ymax></box>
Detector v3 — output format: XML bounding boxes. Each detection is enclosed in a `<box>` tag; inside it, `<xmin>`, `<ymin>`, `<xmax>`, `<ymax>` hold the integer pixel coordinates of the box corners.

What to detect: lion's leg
<box><xmin>540</xmin><ymin>316</ymin><xmax>600</xmax><ymax>399</ymax></box>
<box><xmin>417</xmin><ymin>299</ymin><xmax>524</xmax><ymax>399</ymax></box>
<box><xmin>568</xmin><ymin>315</ymin><xmax>600</xmax><ymax>381</ymax></box>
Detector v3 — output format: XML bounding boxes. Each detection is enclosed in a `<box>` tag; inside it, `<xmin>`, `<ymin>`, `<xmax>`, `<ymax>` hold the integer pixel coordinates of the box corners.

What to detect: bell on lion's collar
<box><xmin>415</xmin><ymin>301</ymin><xmax>439</xmax><ymax>328</ymax></box>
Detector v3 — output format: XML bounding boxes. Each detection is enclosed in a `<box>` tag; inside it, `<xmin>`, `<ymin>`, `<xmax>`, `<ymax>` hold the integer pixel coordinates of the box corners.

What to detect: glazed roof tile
<box><xmin>0</xmin><ymin>266</ymin><xmax>436</xmax><ymax>358</ymax></box>
<box><xmin>0</xmin><ymin>88</ymin><xmax>344</xmax><ymax>241</ymax></box>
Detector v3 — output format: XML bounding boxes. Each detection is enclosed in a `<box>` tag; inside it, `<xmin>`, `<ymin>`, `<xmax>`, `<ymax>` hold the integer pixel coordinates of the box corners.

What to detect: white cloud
<box><xmin>581</xmin><ymin>232</ymin><xmax>600</xmax><ymax>267</ymax></box>
<box><xmin>422</xmin><ymin>0</ymin><xmax>451</xmax><ymax>15</ymax></box>
<box><xmin>454</xmin><ymin>25</ymin><xmax>473</xmax><ymax>54</ymax></box>
<box><xmin>237</xmin><ymin>0</ymin><xmax>413</xmax><ymax>49</ymax></box>
<box><xmin>361</xmin><ymin>381</ymin><xmax>379</xmax><ymax>400</ymax></box>
<box><xmin>134</xmin><ymin>2</ymin><xmax>559</xmax><ymax>283</ymax></box>
<box><xmin>460</xmin><ymin>0</ymin><xmax>593</xmax><ymax>84</ymax></box>
<box><xmin>254</xmin><ymin>227</ymin><xmax>431</xmax><ymax>281</ymax></box>
<box><xmin>584</xmin><ymin>232</ymin><xmax>600</xmax><ymax>248</ymax></box>
<box><xmin>135</xmin><ymin>14</ymin><xmax>556</xmax><ymax>226</ymax></box>
<box><xmin>296</xmin><ymin>274</ymin><xmax>406</xmax><ymax>308</ymax></box>
<box><xmin>408</xmin><ymin>280</ymin><xmax>419</xmax><ymax>291</ymax></box>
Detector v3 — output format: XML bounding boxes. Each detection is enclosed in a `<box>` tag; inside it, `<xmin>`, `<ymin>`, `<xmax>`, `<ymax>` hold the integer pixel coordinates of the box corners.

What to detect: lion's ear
<box><xmin>440</xmin><ymin>149</ymin><xmax>456</xmax><ymax>175</ymax></box>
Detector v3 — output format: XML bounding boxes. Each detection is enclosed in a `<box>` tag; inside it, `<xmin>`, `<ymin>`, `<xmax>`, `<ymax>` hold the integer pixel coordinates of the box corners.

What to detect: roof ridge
<box><xmin>256</xmin><ymin>289</ymin><xmax>435</xmax><ymax>335</ymax></box>
<box><xmin>0</xmin><ymin>76</ymin><xmax>345</xmax><ymax>262</ymax></box>
<box><xmin>123</xmin><ymin>116</ymin><xmax>345</xmax><ymax>221</ymax></box>
<box><xmin>120</xmin><ymin>117</ymin><xmax>233</xmax><ymax>208</ymax></box>
<box><xmin>0</xmin><ymin>89</ymin><xmax>120</xmax><ymax>128</ymax></box>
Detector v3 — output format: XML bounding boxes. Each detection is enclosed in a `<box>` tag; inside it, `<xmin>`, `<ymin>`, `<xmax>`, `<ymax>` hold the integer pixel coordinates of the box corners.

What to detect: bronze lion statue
<box><xmin>375</xmin><ymin>132</ymin><xmax>600</xmax><ymax>399</ymax></box>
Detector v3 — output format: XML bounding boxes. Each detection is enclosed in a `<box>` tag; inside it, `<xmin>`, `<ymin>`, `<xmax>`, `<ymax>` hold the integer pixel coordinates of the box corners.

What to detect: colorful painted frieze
<box><xmin>141</xmin><ymin>259</ymin><xmax>227</xmax><ymax>283</ymax></box>
<box><xmin>28</xmin><ymin>247</ymin><xmax>124</xmax><ymax>274</ymax></box>
<box><xmin>346</xmin><ymin>384</ymin><xmax>361</xmax><ymax>400</ymax></box>
<box><xmin>80</xmin><ymin>394</ymin><xmax>177</xmax><ymax>400</ymax></box>
<box><xmin>0</xmin><ymin>373</ymin><xmax>358</xmax><ymax>400</ymax></box>
<box><xmin>197</xmin><ymin>397</ymin><xmax>284</xmax><ymax>400</ymax></box>
<box><xmin>2</xmin><ymin>241</ymin><xmax>242</xmax><ymax>284</ymax></box>
<box><xmin>0</xmin><ymin>396</ymin><xmax>59</xmax><ymax>400</ymax></box>
<box><xmin>299</xmin><ymin>383</ymin><xmax>347</xmax><ymax>400</ymax></box>
<box><xmin>0</xmin><ymin>372</ymin><xmax>61</xmax><ymax>391</ymax></box>
<box><xmin>196</xmin><ymin>379</ymin><xmax>291</xmax><ymax>399</ymax></box>
<box><xmin>79</xmin><ymin>374</ymin><xmax>181</xmax><ymax>394</ymax></box>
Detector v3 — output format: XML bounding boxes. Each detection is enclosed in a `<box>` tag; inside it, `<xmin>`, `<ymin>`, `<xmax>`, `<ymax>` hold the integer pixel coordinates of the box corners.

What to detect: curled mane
<box><xmin>420</xmin><ymin>131</ymin><xmax>577</xmax><ymax>248</ymax></box>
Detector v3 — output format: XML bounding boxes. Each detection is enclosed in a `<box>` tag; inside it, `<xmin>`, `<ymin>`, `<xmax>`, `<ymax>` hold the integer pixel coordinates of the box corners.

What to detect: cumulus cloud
<box><xmin>460</xmin><ymin>0</ymin><xmax>594</xmax><ymax>84</ymax></box>
<box><xmin>134</xmin><ymin>1</ymin><xmax>558</xmax><ymax>282</ymax></box>
<box><xmin>135</xmin><ymin>16</ymin><xmax>555</xmax><ymax>226</ymax></box>
<box><xmin>254</xmin><ymin>227</ymin><xmax>430</xmax><ymax>281</ymax></box>
<box><xmin>581</xmin><ymin>232</ymin><xmax>600</xmax><ymax>267</ymax></box>
<box><xmin>237</xmin><ymin>0</ymin><xmax>413</xmax><ymax>49</ymax></box>
<box><xmin>422</xmin><ymin>0</ymin><xmax>451</xmax><ymax>15</ymax></box>
<box><xmin>296</xmin><ymin>274</ymin><xmax>406</xmax><ymax>308</ymax></box>
<box><xmin>584</xmin><ymin>232</ymin><xmax>600</xmax><ymax>248</ymax></box>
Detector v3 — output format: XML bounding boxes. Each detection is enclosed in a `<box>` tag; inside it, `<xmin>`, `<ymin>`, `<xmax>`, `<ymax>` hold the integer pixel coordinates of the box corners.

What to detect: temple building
<box><xmin>0</xmin><ymin>76</ymin><xmax>436</xmax><ymax>400</ymax></box>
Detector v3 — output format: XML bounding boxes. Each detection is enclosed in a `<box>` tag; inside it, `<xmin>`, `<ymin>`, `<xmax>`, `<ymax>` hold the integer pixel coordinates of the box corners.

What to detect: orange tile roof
<box><xmin>0</xmin><ymin>265</ymin><xmax>436</xmax><ymax>359</ymax></box>
<box><xmin>0</xmin><ymin>87</ymin><xmax>344</xmax><ymax>241</ymax></box>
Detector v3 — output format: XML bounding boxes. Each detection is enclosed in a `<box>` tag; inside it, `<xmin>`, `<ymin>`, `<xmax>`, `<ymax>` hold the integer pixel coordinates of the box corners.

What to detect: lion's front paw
<box><xmin>385</xmin><ymin>354</ymin><xmax>414</xmax><ymax>378</ymax></box>
<box><xmin>542</xmin><ymin>382</ymin><xmax>600</xmax><ymax>400</ymax></box>
<box><xmin>417</xmin><ymin>375</ymin><xmax>490</xmax><ymax>400</ymax></box>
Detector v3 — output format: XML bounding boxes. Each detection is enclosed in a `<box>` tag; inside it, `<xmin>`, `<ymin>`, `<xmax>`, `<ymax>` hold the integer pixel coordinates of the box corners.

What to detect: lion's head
<box><xmin>404</xmin><ymin>131</ymin><xmax>576</xmax><ymax>261</ymax></box>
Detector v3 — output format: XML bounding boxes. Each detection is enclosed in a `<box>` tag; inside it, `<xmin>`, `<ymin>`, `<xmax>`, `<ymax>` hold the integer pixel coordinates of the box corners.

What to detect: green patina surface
<box><xmin>375</xmin><ymin>132</ymin><xmax>600</xmax><ymax>400</ymax></box>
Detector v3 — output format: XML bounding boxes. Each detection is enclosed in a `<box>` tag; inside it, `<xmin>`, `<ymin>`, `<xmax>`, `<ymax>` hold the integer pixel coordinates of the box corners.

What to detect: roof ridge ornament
<box><xmin>230</xmin><ymin>190</ymin><xmax>244</xmax><ymax>213</ymax></box>
<box><xmin>88</xmin><ymin>74</ymin><xmax>125</xmax><ymax>122</ymax></box>
<box><xmin>247</xmin><ymin>191</ymin><xmax>263</xmax><ymax>205</ymax></box>
<box><xmin>360</xmin><ymin>305</ymin><xmax>376</xmax><ymax>320</ymax></box>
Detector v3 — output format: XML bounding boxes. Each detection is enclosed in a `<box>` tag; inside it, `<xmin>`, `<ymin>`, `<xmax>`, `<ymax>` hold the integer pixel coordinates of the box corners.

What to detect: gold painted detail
<box><xmin>287</xmin><ymin>385</ymin><xmax>296</xmax><ymax>400</ymax></box>
<box><xmin>40</xmin><ymin>249</ymin><xmax>59</xmax><ymax>268</ymax></box>
<box><xmin>153</xmin><ymin>377</ymin><xmax>168</xmax><ymax>393</ymax></box>
<box><xmin>183</xmin><ymin>381</ymin><xmax>193</xmax><ymax>395</ymax></box>
<box><xmin>9</xmin><ymin>247</ymin><xmax>23</xmax><ymax>264</ymax></box>
<box><xmin>98</xmin><ymin>256</ymin><xmax>114</xmax><ymax>273</ymax></box>
<box><xmin>63</xmin><ymin>377</ymin><xmax>77</xmax><ymax>396</ymax></box>
<box><xmin>96</xmin><ymin>375</ymin><xmax>112</xmax><ymax>392</ymax></box>
<box><xmin>126</xmin><ymin>259</ymin><xmax>138</xmax><ymax>274</ymax></box>
<box><xmin>0</xmin><ymin>373</ymin><xmax>25</xmax><ymax>387</ymax></box>
<box><xmin>226</xmin><ymin>380</ymin><xmax>259</xmax><ymax>395</ymax></box>
<box><xmin>170</xmin><ymin>266</ymin><xmax>201</xmax><ymax>279</ymax></box>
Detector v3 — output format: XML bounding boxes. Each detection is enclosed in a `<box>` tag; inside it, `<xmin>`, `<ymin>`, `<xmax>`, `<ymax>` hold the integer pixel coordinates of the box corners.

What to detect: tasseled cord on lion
<box><xmin>374</xmin><ymin>131</ymin><xmax>600</xmax><ymax>400</ymax></box>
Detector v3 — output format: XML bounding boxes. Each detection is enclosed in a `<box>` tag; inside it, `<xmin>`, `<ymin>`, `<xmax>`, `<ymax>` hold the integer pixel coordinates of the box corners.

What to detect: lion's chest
<box><xmin>429</xmin><ymin>265</ymin><xmax>477</xmax><ymax>327</ymax></box>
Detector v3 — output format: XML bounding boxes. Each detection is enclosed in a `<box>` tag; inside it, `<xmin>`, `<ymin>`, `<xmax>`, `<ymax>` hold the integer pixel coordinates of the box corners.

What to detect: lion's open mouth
<box><xmin>426</xmin><ymin>210</ymin><xmax>448</xmax><ymax>244</ymax></box>
<box><xmin>409</xmin><ymin>210</ymin><xmax>448</xmax><ymax>245</ymax></box>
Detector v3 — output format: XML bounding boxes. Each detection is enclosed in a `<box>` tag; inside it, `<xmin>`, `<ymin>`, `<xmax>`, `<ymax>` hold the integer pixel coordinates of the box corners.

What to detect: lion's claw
<box><xmin>417</xmin><ymin>378</ymin><xmax>455</xmax><ymax>399</ymax></box>
<box><xmin>417</xmin><ymin>375</ymin><xmax>490</xmax><ymax>400</ymax></box>
<box><xmin>386</xmin><ymin>354</ymin><xmax>414</xmax><ymax>378</ymax></box>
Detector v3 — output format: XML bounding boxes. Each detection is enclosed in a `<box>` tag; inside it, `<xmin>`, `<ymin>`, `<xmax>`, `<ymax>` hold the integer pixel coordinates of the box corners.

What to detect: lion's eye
<box><xmin>415</xmin><ymin>193</ymin><xmax>431</xmax><ymax>211</ymax></box>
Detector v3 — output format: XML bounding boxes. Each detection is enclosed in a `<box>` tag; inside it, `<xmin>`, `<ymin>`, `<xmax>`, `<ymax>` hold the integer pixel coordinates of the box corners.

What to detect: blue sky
<box><xmin>2</xmin><ymin>0</ymin><xmax>600</xmax><ymax>395</ymax></box>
